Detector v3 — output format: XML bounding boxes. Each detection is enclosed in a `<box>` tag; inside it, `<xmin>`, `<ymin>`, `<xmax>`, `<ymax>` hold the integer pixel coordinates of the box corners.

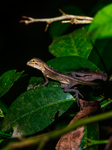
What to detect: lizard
<box><xmin>27</xmin><ymin>58</ymin><xmax>102</xmax><ymax>109</ymax></box>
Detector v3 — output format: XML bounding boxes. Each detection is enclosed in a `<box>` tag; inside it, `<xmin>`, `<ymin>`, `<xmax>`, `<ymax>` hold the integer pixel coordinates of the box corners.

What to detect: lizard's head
<box><xmin>27</xmin><ymin>58</ymin><xmax>46</xmax><ymax>72</ymax></box>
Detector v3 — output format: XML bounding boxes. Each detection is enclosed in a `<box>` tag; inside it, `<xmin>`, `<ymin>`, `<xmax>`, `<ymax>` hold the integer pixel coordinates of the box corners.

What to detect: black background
<box><xmin>0</xmin><ymin>0</ymin><xmax>98</xmax><ymax>76</ymax></box>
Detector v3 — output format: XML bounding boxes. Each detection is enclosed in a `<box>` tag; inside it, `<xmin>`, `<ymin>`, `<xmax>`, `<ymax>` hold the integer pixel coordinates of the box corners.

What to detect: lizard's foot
<box><xmin>34</xmin><ymin>83</ymin><xmax>41</xmax><ymax>89</ymax></box>
<box><xmin>42</xmin><ymin>81</ymin><xmax>48</xmax><ymax>86</ymax></box>
<box><xmin>73</xmin><ymin>89</ymin><xmax>83</xmax><ymax>109</ymax></box>
<box><xmin>64</xmin><ymin>87</ymin><xmax>83</xmax><ymax>109</ymax></box>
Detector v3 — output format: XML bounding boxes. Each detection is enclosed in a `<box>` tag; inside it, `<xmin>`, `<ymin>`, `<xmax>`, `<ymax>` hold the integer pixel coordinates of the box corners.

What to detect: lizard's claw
<box><xmin>73</xmin><ymin>89</ymin><xmax>83</xmax><ymax>109</ymax></box>
<box><xmin>73</xmin><ymin>90</ymin><xmax>84</xmax><ymax>99</ymax></box>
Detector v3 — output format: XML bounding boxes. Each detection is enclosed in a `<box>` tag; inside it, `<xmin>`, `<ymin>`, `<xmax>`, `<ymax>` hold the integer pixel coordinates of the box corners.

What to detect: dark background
<box><xmin>0</xmin><ymin>0</ymin><xmax>100</xmax><ymax>76</ymax></box>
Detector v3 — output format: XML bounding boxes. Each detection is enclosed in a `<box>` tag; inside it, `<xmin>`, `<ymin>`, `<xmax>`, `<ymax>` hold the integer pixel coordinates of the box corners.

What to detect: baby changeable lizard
<box><xmin>27</xmin><ymin>58</ymin><xmax>102</xmax><ymax>109</ymax></box>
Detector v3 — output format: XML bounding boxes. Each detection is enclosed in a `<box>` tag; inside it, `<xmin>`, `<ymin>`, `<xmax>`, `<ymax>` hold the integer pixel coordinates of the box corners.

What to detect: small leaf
<box><xmin>49</xmin><ymin>26</ymin><xmax>93</xmax><ymax>59</ymax></box>
<box><xmin>2</xmin><ymin>86</ymin><xmax>74</xmax><ymax>137</ymax></box>
<box><xmin>88</xmin><ymin>4</ymin><xmax>112</xmax><ymax>41</ymax></box>
<box><xmin>0</xmin><ymin>70</ymin><xmax>24</xmax><ymax>98</ymax></box>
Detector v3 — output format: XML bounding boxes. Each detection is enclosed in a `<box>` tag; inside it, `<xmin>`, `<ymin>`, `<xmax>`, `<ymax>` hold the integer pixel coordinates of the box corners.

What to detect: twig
<box><xmin>20</xmin><ymin>9</ymin><xmax>93</xmax><ymax>31</ymax></box>
<box><xmin>62</xmin><ymin>19</ymin><xmax>92</xmax><ymax>24</ymax></box>
<box><xmin>20</xmin><ymin>15</ymin><xmax>93</xmax><ymax>24</ymax></box>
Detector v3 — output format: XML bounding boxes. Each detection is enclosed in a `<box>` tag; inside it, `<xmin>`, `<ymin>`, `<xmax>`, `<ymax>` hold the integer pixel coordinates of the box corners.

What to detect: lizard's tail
<box><xmin>80</xmin><ymin>80</ymin><xmax>104</xmax><ymax>86</ymax></box>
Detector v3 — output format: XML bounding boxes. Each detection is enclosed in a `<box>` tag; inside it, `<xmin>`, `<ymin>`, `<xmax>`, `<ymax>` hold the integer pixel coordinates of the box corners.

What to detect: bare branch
<box><xmin>20</xmin><ymin>14</ymin><xmax>93</xmax><ymax>24</ymax></box>
<box><xmin>20</xmin><ymin>10</ymin><xmax>93</xmax><ymax>31</ymax></box>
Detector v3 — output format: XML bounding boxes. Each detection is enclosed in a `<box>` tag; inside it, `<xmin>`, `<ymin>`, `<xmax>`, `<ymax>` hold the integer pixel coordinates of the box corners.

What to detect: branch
<box><xmin>20</xmin><ymin>9</ymin><xmax>93</xmax><ymax>31</ymax></box>
<box><xmin>2</xmin><ymin>110</ymin><xmax>112</xmax><ymax>150</ymax></box>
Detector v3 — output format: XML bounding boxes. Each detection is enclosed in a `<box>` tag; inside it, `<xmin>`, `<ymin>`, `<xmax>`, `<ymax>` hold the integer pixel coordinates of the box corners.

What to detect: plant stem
<box><xmin>85</xmin><ymin>139</ymin><xmax>108</xmax><ymax>148</ymax></box>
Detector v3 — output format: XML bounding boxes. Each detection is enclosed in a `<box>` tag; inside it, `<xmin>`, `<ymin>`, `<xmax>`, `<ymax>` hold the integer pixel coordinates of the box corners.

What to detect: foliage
<box><xmin>1</xmin><ymin>2</ymin><xmax>112</xmax><ymax>150</ymax></box>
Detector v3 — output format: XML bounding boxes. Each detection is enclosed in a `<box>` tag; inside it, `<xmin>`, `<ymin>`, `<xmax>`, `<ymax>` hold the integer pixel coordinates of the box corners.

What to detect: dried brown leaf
<box><xmin>55</xmin><ymin>126</ymin><xmax>85</xmax><ymax>150</ymax></box>
<box><xmin>55</xmin><ymin>100</ymin><xmax>100</xmax><ymax>150</ymax></box>
<box><xmin>70</xmin><ymin>99</ymin><xmax>100</xmax><ymax>124</ymax></box>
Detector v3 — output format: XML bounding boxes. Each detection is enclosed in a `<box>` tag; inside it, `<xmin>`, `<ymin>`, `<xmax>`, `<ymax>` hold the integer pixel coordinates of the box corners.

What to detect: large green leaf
<box><xmin>88</xmin><ymin>4</ymin><xmax>112</xmax><ymax>41</ymax></box>
<box><xmin>2</xmin><ymin>86</ymin><xmax>74</xmax><ymax>137</ymax></box>
<box><xmin>2</xmin><ymin>57</ymin><xmax>100</xmax><ymax>137</ymax></box>
<box><xmin>49</xmin><ymin>26</ymin><xmax>93</xmax><ymax>59</ymax></box>
<box><xmin>0</xmin><ymin>70</ymin><xmax>24</xmax><ymax>98</ymax></box>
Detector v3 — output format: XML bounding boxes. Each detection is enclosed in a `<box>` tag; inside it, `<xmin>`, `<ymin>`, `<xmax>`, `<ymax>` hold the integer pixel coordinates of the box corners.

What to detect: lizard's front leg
<box><xmin>34</xmin><ymin>75</ymin><xmax>48</xmax><ymax>89</ymax></box>
<box><xmin>42</xmin><ymin>75</ymin><xmax>49</xmax><ymax>86</ymax></box>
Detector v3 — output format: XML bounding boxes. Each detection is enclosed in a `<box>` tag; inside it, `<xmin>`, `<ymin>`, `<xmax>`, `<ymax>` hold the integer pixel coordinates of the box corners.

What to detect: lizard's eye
<box><xmin>32</xmin><ymin>60</ymin><xmax>35</xmax><ymax>62</ymax></box>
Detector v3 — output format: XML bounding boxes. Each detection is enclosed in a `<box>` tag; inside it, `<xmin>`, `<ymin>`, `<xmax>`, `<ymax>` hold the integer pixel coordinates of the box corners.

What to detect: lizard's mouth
<box><xmin>26</xmin><ymin>61</ymin><xmax>42</xmax><ymax>71</ymax></box>
<box><xmin>26</xmin><ymin>61</ymin><xmax>34</xmax><ymax>67</ymax></box>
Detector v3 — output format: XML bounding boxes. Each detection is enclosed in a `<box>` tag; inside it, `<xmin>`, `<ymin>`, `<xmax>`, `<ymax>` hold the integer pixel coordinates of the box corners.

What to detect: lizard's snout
<box><xmin>26</xmin><ymin>61</ymin><xmax>30</xmax><ymax>66</ymax></box>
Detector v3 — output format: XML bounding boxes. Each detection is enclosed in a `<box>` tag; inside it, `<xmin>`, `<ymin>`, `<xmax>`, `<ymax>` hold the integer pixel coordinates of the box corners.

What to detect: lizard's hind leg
<box><xmin>64</xmin><ymin>87</ymin><xmax>83</xmax><ymax>109</ymax></box>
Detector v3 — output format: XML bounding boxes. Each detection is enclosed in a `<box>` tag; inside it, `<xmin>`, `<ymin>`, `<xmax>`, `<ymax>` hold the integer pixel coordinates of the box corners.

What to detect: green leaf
<box><xmin>49</xmin><ymin>26</ymin><xmax>93</xmax><ymax>59</ymax></box>
<box><xmin>2</xmin><ymin>86</ymin><xmax>74</xmax><ymax>137</ymax></box>
<box><xmin>46</xmin><ymin>56</ymin><xmax>100</xmax><ymax>74</ymax></box>
<box><xmin>79</xmin><ymin>123</ymin><xmax>99</xmax><ymax>150</ymax></box>
<box><xmin>49</xmin><ymin>5</ymin><xmax>84</xmax><ymax>38</ymax></box>
<box><xmin>0</xmin><ymin>70</ymin><xmax>24</xmax><ymax>98</ymax></box>
<box><xmin>88</xmin><ymin>4</ymin><xmax>112</xmax><ymax>41</ymax></box>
